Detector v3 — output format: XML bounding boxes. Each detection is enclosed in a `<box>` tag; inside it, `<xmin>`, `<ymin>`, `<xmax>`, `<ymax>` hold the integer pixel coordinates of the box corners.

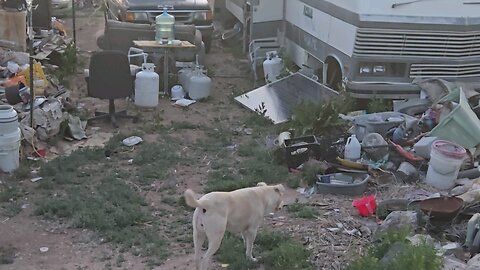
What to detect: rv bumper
<box><xmin>346</xmin><ymin>81</ymin><xmax>421</xmax><ymax>99</ymax></box>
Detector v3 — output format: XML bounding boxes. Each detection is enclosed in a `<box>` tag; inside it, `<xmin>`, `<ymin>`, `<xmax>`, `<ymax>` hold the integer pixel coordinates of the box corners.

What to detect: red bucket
<box><xmin>352</xmin><ymin>195</ymin><xmax>377</xmax><ymax>217</ymax></box>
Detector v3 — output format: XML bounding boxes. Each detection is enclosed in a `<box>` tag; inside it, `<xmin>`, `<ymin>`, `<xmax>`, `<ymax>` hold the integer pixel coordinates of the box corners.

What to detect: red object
<box><xmin>388</xmin><ymin>139</ymin><xmax>424</xmax><ymax>162</ymax></box>
<box><xmin>34</xmin><ymin>148</ymin><xmax>47</xmax><ymax>157</ymax></box>
<box><xmin>352</xmin><ymin>195</ymin><xmax>377</xmax><ymax>217</ymax></box>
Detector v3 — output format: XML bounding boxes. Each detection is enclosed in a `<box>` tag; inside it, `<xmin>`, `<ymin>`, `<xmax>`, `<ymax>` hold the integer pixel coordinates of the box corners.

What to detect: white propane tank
<box><xmin>178</xmin><ymin>65</ymin><xmax>194</xmax><ymax>93</ymax></box>
<box><xmin>188</xmin><ymin>69</ymin><xmax>211</xmax><ymax>100</ymax></box>
<box><xmin>263</xmin><ymin>51</ymin><xmax>283</xmax><ymax>83</ymax></box>
<box><xmin>135</xmin><ymin>63</ymin><xmax>159</xmax><ymax>107</ymax></box>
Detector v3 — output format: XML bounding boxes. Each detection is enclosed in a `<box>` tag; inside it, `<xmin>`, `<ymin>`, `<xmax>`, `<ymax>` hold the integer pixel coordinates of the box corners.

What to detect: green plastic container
<box><xmin>429</xmin><ymin>88</ymin><xmax>480</xmax><ymax>149</ymax></box>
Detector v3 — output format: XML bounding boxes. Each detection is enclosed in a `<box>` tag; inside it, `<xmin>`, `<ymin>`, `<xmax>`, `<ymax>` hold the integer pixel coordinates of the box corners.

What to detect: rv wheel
<box><xmin>326</xmin><ymin>59</ymin><xmax>342</xmax><ymax>91</ymax></box>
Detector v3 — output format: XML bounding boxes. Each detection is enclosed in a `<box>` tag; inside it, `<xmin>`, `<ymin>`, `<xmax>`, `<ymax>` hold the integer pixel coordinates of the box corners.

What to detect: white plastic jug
<box><xmin>345</xmin><ymin>135</ymin><xmax>361</xmax><ymax>161</ymax></box>
<box><xmin>135</xmin><ymin>63</ymin><xmax>159</xmax><ymax>107</ymax></box>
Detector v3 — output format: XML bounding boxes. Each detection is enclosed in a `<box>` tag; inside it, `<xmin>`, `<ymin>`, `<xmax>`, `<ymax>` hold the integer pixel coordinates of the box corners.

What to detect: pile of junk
<box><xmin>273</xmin><ymin>79</ymin><xmax>480</xmax><ymax>263</ymax></box>
<box><xmin>0</xmin><ymin>3</ymin><xmax>87</xmax><ymax>174</ymax></box>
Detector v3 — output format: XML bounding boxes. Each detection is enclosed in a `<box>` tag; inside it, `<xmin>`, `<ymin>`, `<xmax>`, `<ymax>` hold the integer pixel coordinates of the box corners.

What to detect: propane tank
<box><xmin>155</xmin><ymin>8</ymin><xmax>175</xmax><ymax>44</ymax></box>
<box><xmin>178</xmin><ymin>65</ymin><xmax>194</xmax><ymax>93</ymax></box>
<box><xmin>263</xmin><ymin>51</ymin><xmax>283</xmax><ymax>83</ymax></box>
<box><xmin>135</xmin><ymin>63</ymin><xmax>159</xmax><ymax>107</ymax></box>
<box><xmin>188</xmin><ymin>68</ymin><xmax>211</xmax><ymax>100</ymax></box>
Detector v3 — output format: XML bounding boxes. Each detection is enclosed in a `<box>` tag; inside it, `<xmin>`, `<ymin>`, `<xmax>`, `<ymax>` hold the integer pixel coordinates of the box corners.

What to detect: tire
<box><xmin>204</xmin><ymin>36</ymin><xmax>212</xmax><ymax>54</ymax></box>
<box><xmin>326</xmin><ymin>60</ymin><xmax>342</xmax><ymax>91</ymax></box>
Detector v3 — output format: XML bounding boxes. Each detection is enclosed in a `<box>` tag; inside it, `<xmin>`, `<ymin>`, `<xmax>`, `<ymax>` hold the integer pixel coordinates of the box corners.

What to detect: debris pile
<box><xmin>269</xmin><ymin>80</ymin><xmax>480</xmax><ymax>267</ymax></box>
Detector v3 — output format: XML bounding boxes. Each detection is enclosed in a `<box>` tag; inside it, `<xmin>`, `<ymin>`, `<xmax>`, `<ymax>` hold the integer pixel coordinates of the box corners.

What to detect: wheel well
<box><xmin>325</xmin><ymin>56</ymin><xmax>342</xmax><ymax>90</ymax></box>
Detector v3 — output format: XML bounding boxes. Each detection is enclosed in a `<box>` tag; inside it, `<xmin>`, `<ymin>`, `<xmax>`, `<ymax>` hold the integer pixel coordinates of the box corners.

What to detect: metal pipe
<box><xmin>72</xmin><ymin>0</ymin><xmax>76</xmax><ymax>44</ymax></box>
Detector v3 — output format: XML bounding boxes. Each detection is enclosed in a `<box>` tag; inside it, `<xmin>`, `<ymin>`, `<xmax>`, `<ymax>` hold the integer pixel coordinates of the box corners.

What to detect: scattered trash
<box><xmin>30</xmin><ymin>177</ymin><xmax>43</xmax><ymax>183</ymax></box>
<box><xmin>173</xmin><ymin>98</ymin><xmax>196</xmax><ymax>107</ymax></box>
<box><xmin>122</xmin><ymin>136</ymin><xmax>143</xmax><ymax>147</ymax></box>
<box><xmin>39</xmin><ymin>247</ymin><xmax>49</xmax><ymax>253</ymax></box>
<box><xmin>352</xmin><ymin>195</ymin><xmax>377</xmax><ymax>217</ymax></box>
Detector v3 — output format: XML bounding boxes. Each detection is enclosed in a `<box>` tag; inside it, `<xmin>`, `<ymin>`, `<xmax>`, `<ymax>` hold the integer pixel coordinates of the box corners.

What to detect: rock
<box><xmin>407</xmin><ymin>234</ymin><xmax>440</xmax><ymax>249</ymax></box>
<box><xmin>467</xmin><ymin>254</ymin><xmax>480</xmax><ymax>270</ymax></box>
<box><xmin>443</xmin><ymin>256</ymin><xmax>467</xmax><ymax>270</ymax></box>
<box><xmin>441</xmin><ymin>242</ymin><xmax>464</xmax><ymax>260</ymax></box>
<box><xmin>380</xmin><ymin>241</ymin><xmax>407</xmax><ymax>266</ymax></box>
<box><xmin>378</xmin><ymin>211</ymin><xmax>418</xmax><ymax>235</ymax></box>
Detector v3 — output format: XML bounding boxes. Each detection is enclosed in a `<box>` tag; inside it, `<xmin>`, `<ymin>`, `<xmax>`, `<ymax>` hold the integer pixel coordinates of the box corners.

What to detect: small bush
<box><xmin>287</xmin><ymin>203</ymin><xmax>317</xmax><ymax>219</ymax></box>
<box><xmin>217</xmin><ymin>231</ymin><xmax>314</xmax><ymax>270</ymax></box>
<box><xmin>347</xmin><ymin>228</ymin><xmax>442</xmax><ymax>270</ymax></box>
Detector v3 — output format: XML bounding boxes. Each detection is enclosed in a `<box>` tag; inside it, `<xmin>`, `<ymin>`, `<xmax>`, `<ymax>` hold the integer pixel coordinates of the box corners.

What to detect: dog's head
<box><xmin>271</xmin><ymin>184</ymin><xmax>285</xmax><ymax>211</ymax></box>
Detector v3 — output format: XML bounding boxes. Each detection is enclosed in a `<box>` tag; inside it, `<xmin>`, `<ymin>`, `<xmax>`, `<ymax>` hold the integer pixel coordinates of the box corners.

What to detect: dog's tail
<box><xmin>184</xmin><ymin>189</ymin><xmax>201</xmax><ymax>208</ymax></box>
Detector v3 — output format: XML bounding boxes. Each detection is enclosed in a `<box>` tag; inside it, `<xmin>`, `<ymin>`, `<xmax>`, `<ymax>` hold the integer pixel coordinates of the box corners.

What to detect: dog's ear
<box><xmin>257</xmin><ymin>182</ymin><xmax>267</xmax><ymax>187</ymax></box>
<box><xmin>274</xmin><ymin>184</ymin><xmax>285</xmax><ymax>194</ymax></box>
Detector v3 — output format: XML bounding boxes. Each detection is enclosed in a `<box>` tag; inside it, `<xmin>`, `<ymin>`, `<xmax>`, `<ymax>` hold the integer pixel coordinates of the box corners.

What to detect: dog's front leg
<box><xmin>243</xmin><ymin>229</ymin><xmax>258</xmax><ymax>262</ymax></box>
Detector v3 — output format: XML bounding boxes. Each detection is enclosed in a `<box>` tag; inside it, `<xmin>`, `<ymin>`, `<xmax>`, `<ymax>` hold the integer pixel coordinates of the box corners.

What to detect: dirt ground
<box><xmin>0</xmin><ymin>9</ymin><xmax>445</xmax><ymax>270</ymax></box>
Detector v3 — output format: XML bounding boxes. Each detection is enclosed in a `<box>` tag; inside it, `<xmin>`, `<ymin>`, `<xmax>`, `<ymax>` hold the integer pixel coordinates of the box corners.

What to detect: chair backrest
<box><xmin>88</xmin><ymin>51</ymin><xmax>133</xmax><ymax>100</ymax></box>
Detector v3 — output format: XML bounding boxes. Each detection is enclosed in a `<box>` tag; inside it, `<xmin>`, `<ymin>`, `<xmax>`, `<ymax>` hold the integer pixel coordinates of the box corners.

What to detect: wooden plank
<box><xmin>0</xmin><ymin>10</ymin><xmax>27</xmax><ymax>51</ymax></box>
<box><xmin>133</xmin><ymin>40</ymin><xmax>195</xmax><ymax>49</ymax></box>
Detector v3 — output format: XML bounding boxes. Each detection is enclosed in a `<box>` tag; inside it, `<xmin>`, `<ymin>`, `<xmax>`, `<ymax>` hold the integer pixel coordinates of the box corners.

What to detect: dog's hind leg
<box><xmin>243</xmin><ymin>229</ymin><xmax>258</xmax><ymax>262</ymax></box>
<box><xmin>200</xmin><ymin>218</ymin><xmax>226</xmax><ymax>270</ymax></box>
<box><xmin>193</xmin><ymin>210</ymin><xmax>206</xmax><ymax>270</ymax></box>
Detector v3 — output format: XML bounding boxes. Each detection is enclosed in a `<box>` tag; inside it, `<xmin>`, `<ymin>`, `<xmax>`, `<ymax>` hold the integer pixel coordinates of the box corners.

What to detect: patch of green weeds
<box><xmin>2</xmin><ymin>201</ymin><xmax>22</xmax><ymax>217</ymax></box>
<box><xmin>367</xmin><ymin>97</ymin><xmax>393</xmax><ymax>113</ymax></box>
<box><xmin>39</xmin><ymin>147</ymin><xmax>105</xmax><ymax>186</ymax></box>
<box><xmin>34</xmin><ymin>173</ymin><xmax>168</xmax><ymax>264</ymax></box>
<box><xmin>169</xmin><ymin>120</ymin><xmax>198</xmax><ymax>130</ymax></box>
<box><xmin>0</xmin><ymin>245</ymin><xmax>16</xmax><ymax>264</ymax></box>
<box><xmin>54</xmin><ymin>42</ymin><xmax>78</xmax><ymax>87</ymax></box>
<box><xmin>204</xmin><ymin>132</ymin><xmax>289</xmax><ymax>193</ymax></box>
<box><xmin>286</xmin><ymin>203</ymin><xmax>317</xmax><ymax>219</ymax></box>
<box><xmin>161</xmin><ymin>195</ymin><xmax>178</xmax><ymax>206</ymax></box>
<box><xmin>289</xmin><ymin>92</ymin><xmax>354</xmax><ymax>135</ymax></box>
<box><xmin>347</xmin><ymin>227</ymin><xmax>442</xmax><ymax>270</ymax></box>
<box><xmin>217</xmin><ymin>231</ymin><xmax>313</xmax><ymax>270</ymax></box>
<box><xmin>115</xmin><ymin>254</ymin><xmax>126</xmax><ymax>267</ymax></box>
<box><xmin>134</xmin><ymin>142</ymin><xmax>181</xmax><ymax>185</ymax></box>
<box><xmin>0</xmin><ymin>185</ymin><xmax>22</xmax><ymax>203</ymax></box>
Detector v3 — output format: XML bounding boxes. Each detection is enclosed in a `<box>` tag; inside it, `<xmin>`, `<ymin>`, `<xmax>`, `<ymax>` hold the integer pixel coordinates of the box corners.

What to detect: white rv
<box><xmin>225</xmin><ymin>0</ymin><xmax>480</xmax><ymax>99</ymax></box>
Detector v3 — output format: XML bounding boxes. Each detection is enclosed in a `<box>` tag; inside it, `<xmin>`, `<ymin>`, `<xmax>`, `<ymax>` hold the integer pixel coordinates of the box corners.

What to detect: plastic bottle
<box><xmin>344</xmin><ymin>135</ymin><xmax>361</xmax><ymax>161</ymax></box>
<box><xmin>155</xmin><ymin>8</ymin><xmax>175</xmax><ymax>44</ymax></box>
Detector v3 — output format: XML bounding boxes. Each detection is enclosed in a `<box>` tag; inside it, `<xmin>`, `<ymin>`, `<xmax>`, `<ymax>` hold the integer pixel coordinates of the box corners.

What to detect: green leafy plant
<box><xmin>287</xmin><ymin>203</ymin><xmax>317</xmax><ymax>219</ymax></box>
<box><xmin>367</xmin><ymin>97</ymin><xmax>393</xmax><ymax>113</ymax></box>
<box><xmin>216</xmin><ymin>231</ymin><xmax>313</xmax><ymax>270</ymax></box>
<box><xmin>347</xmin><ymin>228</ymin><xmax>442</xmax><ymax>270</ymax></box>
<box><xmin>290</xmin><ymin>92</ymin><xmax>354</xmax><ymax>135</ymax></box>
<box><xmin>54</xmin><ymin>41</ymin><xmax>78</xmax><ymax>87</ymax></box>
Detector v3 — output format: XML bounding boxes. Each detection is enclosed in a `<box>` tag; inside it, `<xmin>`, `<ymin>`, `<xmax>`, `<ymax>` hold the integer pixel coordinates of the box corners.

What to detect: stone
<box><xmin>467</xmin><ymin>254</ymin><xmax>480</xmax><ymax>270</ymax></box>
<box><xmin>380</xmin><ymin>241</ymin><xmax>407</xmax><ymax>266</ymax></box>
<box><xmin>378</xmin><ymin>211</ymin><xmax>418</xmax><ymax>234</ymax></box>
<box><xmin>443</xmin><ymin>256</ymin><xmax>467</xmax><ymax>270</ymax></box>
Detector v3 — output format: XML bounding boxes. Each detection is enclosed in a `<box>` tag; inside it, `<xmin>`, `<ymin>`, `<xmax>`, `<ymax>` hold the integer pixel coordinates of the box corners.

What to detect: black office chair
<box><xmin>87</xmin><ymin>50</ymin><xmax>136</xmax><ymax>127</ymax></box>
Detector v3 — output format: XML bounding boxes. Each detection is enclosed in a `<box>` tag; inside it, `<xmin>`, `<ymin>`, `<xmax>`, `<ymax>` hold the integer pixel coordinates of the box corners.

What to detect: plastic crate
<box><xmin>352</xmin><ymin>112</ymin><xmax>417</xmax><ymax>141</ymax></box>
<box><xmin>284</xmin><ymin>135</ymin><xmax>319</xmax><ymax>169</ymax></box>
<box><xmin>429</xmin><ymin>89</ymin><xmax>480</xmax><ymax>149</ymax></box>
<box><xmin>316</xmin><ymin>173</ymin><xmax>370</xmax><ymax>196</ymax></box>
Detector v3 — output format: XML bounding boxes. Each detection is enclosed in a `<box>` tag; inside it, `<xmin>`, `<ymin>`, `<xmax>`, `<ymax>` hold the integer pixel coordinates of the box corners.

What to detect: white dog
<box><xmin>184</xmin><ymin>182</ymin><xmax>285</xmax><ymax>270</ymax></box>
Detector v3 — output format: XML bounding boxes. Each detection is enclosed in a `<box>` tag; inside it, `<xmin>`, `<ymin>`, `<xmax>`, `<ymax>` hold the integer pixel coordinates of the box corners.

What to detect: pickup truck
<box><xmin>105</xmin><ymin>0</ymin><xmax>214</xmax><ymax>52</ymax></box>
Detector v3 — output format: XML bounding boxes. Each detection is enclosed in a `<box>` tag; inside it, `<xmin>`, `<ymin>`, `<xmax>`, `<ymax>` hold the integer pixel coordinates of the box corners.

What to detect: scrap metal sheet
<box><xmin>234</xmin><ymin>73</ymin><xmax>339</xmax><ymax>124</ymax></box>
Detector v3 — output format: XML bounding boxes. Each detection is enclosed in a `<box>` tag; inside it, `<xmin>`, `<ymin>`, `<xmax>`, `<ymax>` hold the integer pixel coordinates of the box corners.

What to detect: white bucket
<box><xmin>0</xmin><ymin>105</ymin><xmax>19</xmax><ymax>136</ymax></box>
<box><xmin>0</xmin><ymin>128</ymin><xmax>21</xmax><ymax>173</ymax></box>
<box><xmin>425</xmin><ymin>140</ymin><xmax>466</xmax><ymax>190</ymax></box>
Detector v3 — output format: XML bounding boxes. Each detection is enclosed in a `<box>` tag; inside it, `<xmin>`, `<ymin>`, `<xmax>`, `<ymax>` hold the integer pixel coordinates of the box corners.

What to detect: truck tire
<box><xmin>204</xmin><ymin>36</ymin><xmax>212</xmax><ymax>53</ymax></box>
